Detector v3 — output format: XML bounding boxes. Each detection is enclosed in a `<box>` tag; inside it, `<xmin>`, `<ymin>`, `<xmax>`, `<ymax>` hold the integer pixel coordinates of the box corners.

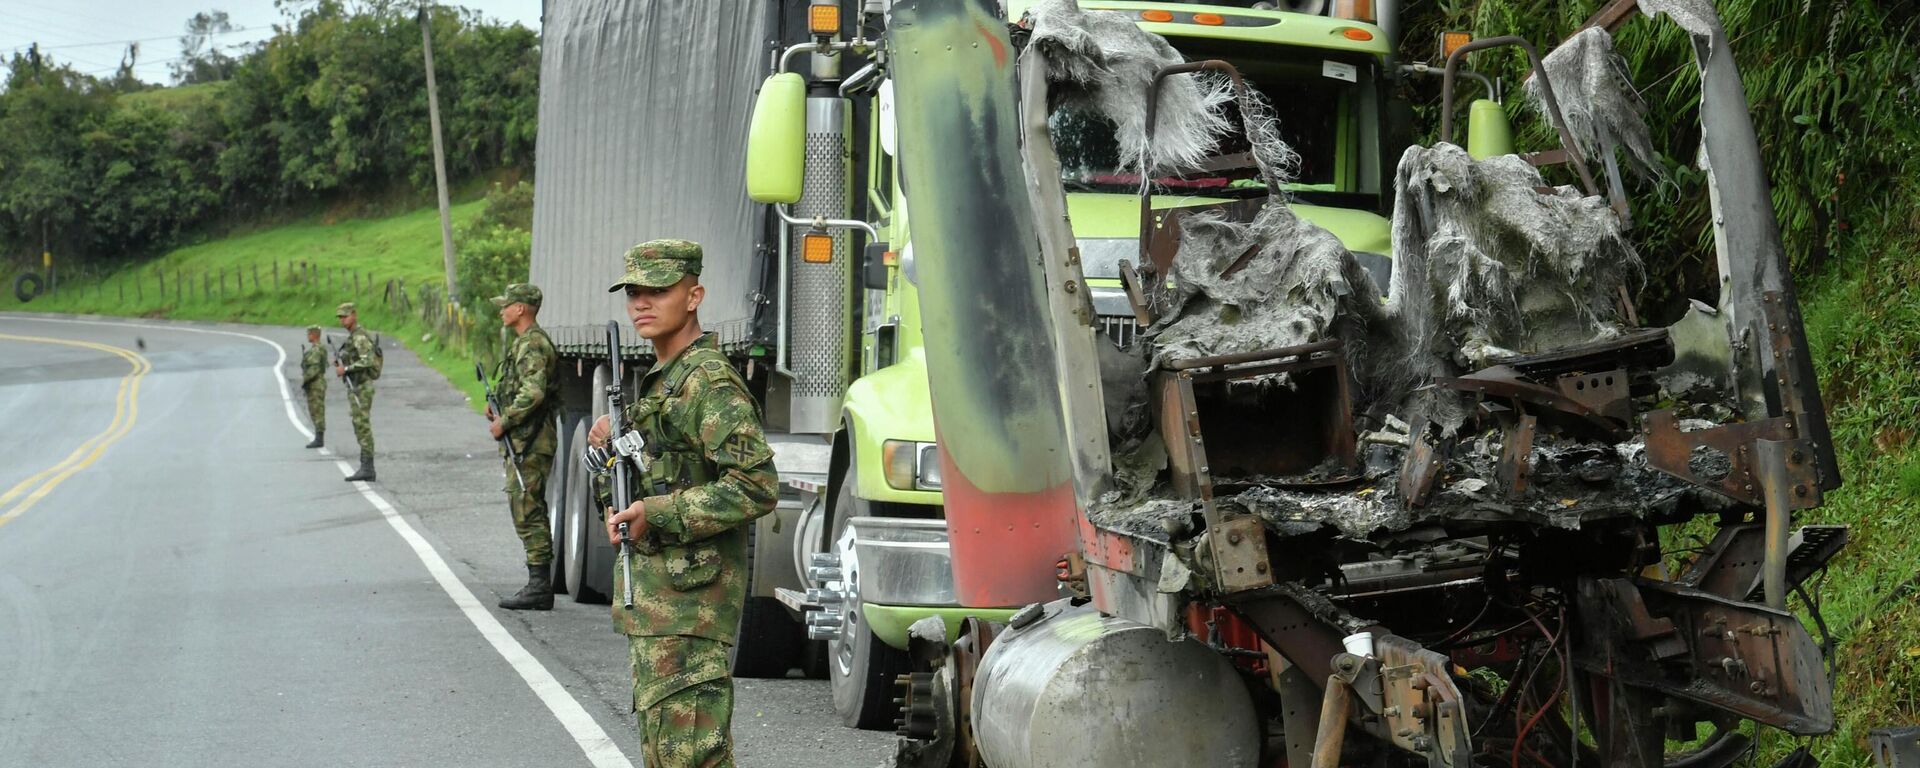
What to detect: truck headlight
<box><xmin>882</xmin><ymin>440</ymin><xmax>942</xmax><ymax>491</ymax></box>
<box><xmin>916</xmin><ymin>443</ymin><xmax>942</xmax><ymax>490</ymax></box>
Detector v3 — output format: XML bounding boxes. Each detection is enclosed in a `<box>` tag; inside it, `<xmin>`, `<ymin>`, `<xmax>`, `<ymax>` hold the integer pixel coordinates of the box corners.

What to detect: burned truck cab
<box><xmin>886</xmin><ymin>1</ymin><xmax>1850</xmax><ymax>767</ymax></box>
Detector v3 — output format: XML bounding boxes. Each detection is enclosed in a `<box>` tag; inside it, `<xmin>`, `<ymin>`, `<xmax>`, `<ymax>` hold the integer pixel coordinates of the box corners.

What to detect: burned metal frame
<box><xmin>1136</xmin><ymin>60</ymin><xmax>1280</xmax><ymax>280</ymax></box>
<box><xmin>1572</xmin><ymin>577</ymin><xmax>1834</xmax><ymax>735</ymax></box>
<box><xmin>1156</xmin><ymin>341</ymin><xmax>1358</xmax><ymax>592</ymax></box>
<box><xmin>1438</xmin><ymin>35</ymin><xmax>1602</xmax><ymax>198</ymax></box>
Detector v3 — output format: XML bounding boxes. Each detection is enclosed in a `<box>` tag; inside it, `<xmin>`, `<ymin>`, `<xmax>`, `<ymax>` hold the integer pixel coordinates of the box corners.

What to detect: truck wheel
<box><xmin>732</xmin><ymin>596</ymin><xmax>803</xmax><ymax>679</ymax></box>
<box><xmin>563</xmin><ymin>419</ymin><xmax>608</xmax><ymax>603</ymax></box>
<box><xmin>546</xmin><ymin>413</ymin><xmax>578</xmax><ymax>595</ymax></box>
<box><xmin>828</xmin><ymin>465</ymin><xmax>913</xmax><ymax>730</ymax></box>
<box><xmin>12</xmin><ymin>272</ymin><xmax>43</xmax><ymax>303</ymax></box>
<box><xmin>732</xmin><ymin>522</ymin><xmax>805</xmax><ymax>678</ymax></box>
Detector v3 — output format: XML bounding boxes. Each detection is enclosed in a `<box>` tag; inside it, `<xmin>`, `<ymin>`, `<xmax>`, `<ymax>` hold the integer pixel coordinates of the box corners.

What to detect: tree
<box><xmin>172</xmin><ymin>11</ymin><xmax>240</xmax><ymax>85</ymax></box>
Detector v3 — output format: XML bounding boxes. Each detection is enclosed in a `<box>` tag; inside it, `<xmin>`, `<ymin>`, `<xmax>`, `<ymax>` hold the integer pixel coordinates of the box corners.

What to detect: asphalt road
<box><xmin>0</xmin><ymin>313</ymin><xmax>893</xmax><ymax>768</ymax></box>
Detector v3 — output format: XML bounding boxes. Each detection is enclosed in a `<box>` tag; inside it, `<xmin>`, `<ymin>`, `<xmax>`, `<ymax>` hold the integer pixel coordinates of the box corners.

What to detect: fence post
<box><xmin>175</xmin><ymin>269</ymin><xmax>183</xmax><ymax>301</ymax></box>
<box><xmin>136</xmin><ymin>272</ymin><xmax>143</xmax><ymax>302</ymax></box>
<box><xmin>272</xmin><ymin>261</ymin><xmax>279</xmax><ymax>290</ymax></box>
<box><xmin>252</xmin><ymin>264</ymin><xmax>259</xmax><ymax>292</ymax></box>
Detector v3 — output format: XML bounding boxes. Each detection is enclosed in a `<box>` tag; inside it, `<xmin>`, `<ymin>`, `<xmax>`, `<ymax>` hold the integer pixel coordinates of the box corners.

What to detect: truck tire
<box><xmin>828</xmin><ymin>464</ymin><xmax>913</xmax><ymax>730</ymax></box>
<box><xmin>547</xmin><ymin>413</ymin><xmax>578</xmax><ymax>595</ymax></box>
<box><xmin>562</xmin><ymin>419</ymin><xmax>609</xmax><ymax>603</ymax></box>
<box><xmin>732</xmin><ymin>596</ymin><xmax>803</xmax><ymax>679</ymax></box>
<box><xmin>12</xmin><ymin>272</ymin><xmax>43</xmax><ymax>303</ymax></box>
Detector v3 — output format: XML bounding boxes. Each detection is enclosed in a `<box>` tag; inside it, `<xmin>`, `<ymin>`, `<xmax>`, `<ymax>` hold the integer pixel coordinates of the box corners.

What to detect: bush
<box><xmin>454</xmin><ymin>181</ymin><xmax>533</xmax><ymax>305</ymax></box>
<box><xmin>0</xmin><ymin>3</ymin><xmax>539</xmax><ymax>264</ymax></box>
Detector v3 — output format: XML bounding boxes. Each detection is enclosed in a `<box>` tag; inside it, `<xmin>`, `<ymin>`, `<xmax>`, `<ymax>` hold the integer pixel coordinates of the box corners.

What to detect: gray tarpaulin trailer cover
<box><xmin>530</xmin><ymin>0</ymin><xmax>770</xmax><ymax>355</ymax></box>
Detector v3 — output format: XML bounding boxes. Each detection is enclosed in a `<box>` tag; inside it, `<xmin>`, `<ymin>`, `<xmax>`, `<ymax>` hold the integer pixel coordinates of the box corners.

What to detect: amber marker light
<box><xmin>808</xmin><ymin>2</ymin><xmax>841</xmax><ymax>36</ymax></box>
<box><xmin>1140</xmin><ymin>9</ymin><xmax>1174</xmax><ymax>22</ymax></box>
<box><xmin>1441</xmin><ymin>31</ymin><xmax>1473</xmax><ymax>59</ymax></box>
<box><xmin>802</xmin><ymin>231</ymin><xmax>835</xmax><ymax>264</ymax></box>
<box><xmin>1340</xmin><ymin>27</ymin><xmax>1375</xmax><ymax>41</ymax></box>
<box><xmin>1193</xmin><ymin>12</ymin><xmax>1225</xmax><ymax>25</ymax></box>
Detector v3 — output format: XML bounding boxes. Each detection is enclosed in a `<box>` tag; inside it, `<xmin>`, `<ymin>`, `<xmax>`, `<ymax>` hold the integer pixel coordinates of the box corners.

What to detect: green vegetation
<box><xmin>0</xmin><ymin>1</ymin><xmax>536</xmax><ymax>266</ymax></box>
<box><xmin>0</xmin><ymin>199</ymin><xmax>509</xmax><ymax>409</ymax></box>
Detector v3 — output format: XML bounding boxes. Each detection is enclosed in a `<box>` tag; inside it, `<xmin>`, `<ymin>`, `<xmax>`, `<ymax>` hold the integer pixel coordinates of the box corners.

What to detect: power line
<box><xmin>29</xmin><ymin>26</ymin><xmax>268</xmax><ymax>52</ymax></box>
<box><xmin>7</xmin><ymin>0</ymin><xmax>153</xmax><ymax>39</ymax></box>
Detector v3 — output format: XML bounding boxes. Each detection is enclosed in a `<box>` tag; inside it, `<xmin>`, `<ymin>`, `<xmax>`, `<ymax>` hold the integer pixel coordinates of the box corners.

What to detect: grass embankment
<box><xmin>1</xmin><ymin>202</ymin><xmax>496</xmax><ymax>409</ymax></box>
<box><xmin>1765</xmin><ymin>234</ymin><xmax>1920</xmax><ymax>763</ymax></box>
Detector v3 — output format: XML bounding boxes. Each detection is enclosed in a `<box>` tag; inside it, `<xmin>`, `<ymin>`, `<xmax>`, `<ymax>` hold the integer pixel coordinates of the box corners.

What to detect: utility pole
<box><xmin>419</xmin><ymin>2</ymin><xmax>460</xmax><ymax>305</ymax></box>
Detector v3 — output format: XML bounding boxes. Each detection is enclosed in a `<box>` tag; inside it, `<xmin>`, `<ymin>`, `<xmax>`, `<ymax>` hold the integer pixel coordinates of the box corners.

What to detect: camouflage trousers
<box><xmin>505</xmin><ymin>449</ymin><xmax>554</xmax><ymax>565</ymax></box>
<box><xmin>348</xmin><ymin>380</ymin><xmax>375</xmax><ymax>459</ymax></box>
<box><xmin>303</xmin><ymin>383</ymin><xmax>325</xmax><ymax>436</ymax></box>
<box><xmin>629</xmin><ymin>635</ymin><xmax>735</xmax><ymax>768</ymax></box>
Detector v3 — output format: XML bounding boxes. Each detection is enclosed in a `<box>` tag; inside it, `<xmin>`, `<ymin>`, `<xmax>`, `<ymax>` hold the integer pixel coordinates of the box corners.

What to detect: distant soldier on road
<box><xmin>589</xmin><ymin>239</ymin><xmax>779</xmax><ymax>768</ymax></box>
<box><xmin>335</xmin><ymin>302</ymin><xmax>379</xmax><ymax>482</ymax></box>
<box><xmin>488</xmin><ymin>283</ymin><xmax>560</xmax><ymax>611</ymax></box>
<box><xmin>302</xmin><ymin>325</ymin><xmax>327</xmax><ymax>449</ymax></box>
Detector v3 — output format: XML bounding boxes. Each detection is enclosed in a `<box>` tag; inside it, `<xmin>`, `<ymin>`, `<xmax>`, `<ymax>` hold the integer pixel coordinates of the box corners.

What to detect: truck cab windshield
<box><xmin>1049</xmin><ymin>39</ymin><xmax>1383</xmax><ymax>211</ymax></box>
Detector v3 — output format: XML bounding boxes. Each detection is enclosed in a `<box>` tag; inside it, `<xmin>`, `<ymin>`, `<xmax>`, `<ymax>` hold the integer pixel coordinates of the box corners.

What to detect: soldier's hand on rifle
<box><xmin>334</xmin><ymin>363</ymin><xmax>345</xmax><ymax>377</ymax></box>
<box><xmin>588</xmin><ymin>414</ymin><xmax>611</xmax><ymax>449</ymax></box>
<box><xmin>488</xmin><ymin>417</ymin><xmax>506</xmax><ymax>440</ymax></box>
<box><xmin>607</xmin><ymin>500</ymin><xmax>648</xmax><ymax>545</ymax></box>
<box><xmin>484</xmin><ymin>403</ymin><xmax>497</xmax><ymax>420</ymax></box>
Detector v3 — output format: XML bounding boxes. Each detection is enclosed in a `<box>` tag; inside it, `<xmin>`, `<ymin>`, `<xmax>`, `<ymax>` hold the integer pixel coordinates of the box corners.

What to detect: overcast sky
<box><xmin>1</xmin><ymin>0</ymin><xmax>543</xmax><ymax>85</ymax></box>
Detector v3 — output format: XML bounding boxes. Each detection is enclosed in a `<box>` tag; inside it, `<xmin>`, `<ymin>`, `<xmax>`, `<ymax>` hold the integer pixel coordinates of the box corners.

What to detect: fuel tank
<box><xmin>971</xmin><ymin>600</ymin><xmax>1260</xmax><ymax>768</ymax></box>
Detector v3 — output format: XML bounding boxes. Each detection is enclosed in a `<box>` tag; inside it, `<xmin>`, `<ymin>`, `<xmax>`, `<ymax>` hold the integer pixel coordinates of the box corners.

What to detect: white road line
<box><xmin>5</xmin><ymin>315</ymin><xmax>634</xmax><ymax>768</ymax></box>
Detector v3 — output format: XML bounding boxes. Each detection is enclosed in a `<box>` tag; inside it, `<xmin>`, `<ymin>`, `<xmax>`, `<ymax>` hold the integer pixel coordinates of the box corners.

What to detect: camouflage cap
<box><xmin>489</xmin><ymin>282</ymin><xmax>543</xmax><ymax>308</ymax></box>
<box><xmin>336</xmin><ymin>302</ymin><xmax>356</xmax><ymax>317</ymax></box>
<box><xmin>306</xmin><ymin>324</ymin><xmax>322</xmax><ymax>333</ymax></box>
<box><xmin>608</xmin><ymin>239</ymin><xmax>703</xmax><ymax>292</ymax></box>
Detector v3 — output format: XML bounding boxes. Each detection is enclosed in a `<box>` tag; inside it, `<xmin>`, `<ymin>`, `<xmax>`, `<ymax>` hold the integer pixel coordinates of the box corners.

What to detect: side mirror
<box><xmin>746</xmin><ymin>73</ymin><xmax>806</xmax><ymax>204</ymax></box>
<box><xmin>862</xmin><ymin>241</ymin><xmax>889</xmax><ymax>290</ymax></box>
<box><xmin>1465</xmin><ymin>99</ymin><xmax>1515</xmax><ymax>160</ymax></box>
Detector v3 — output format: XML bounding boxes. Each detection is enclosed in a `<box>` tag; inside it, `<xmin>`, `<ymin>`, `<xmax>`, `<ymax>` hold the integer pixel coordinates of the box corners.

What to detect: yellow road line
<box><xmin>0</xmin><ymin>333</ymin><xmax>150</xmax><ymax>528</ymax></box>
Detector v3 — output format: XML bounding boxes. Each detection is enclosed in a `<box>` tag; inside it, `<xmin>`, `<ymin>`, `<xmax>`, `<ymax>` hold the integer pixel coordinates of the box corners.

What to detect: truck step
<box><xmin>775</xmin><ymin>587</ymin><xmax>820</xmax><ymax>613</ymax></box>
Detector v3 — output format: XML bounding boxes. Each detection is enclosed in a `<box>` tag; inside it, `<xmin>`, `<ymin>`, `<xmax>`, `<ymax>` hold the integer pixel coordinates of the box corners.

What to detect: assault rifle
<box><xmin>598</xmin><ymin>320</ymin><xmax>640</xmax><ymax>609</ymax></box>
<box><xmin>327</xmin><ymin>335</ymin><xmax>357</xmax><ymax>394</ymax></box>
<box><xmin>476</xmin><ymin>361</ymin><xmax>528</xmax><ymax>494</ymax></box>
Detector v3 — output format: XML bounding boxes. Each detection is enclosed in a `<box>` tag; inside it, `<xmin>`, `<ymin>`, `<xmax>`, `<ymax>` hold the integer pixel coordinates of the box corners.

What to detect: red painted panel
<box><xmin>938</xmin><ymin>448</ymin><xmax>1081</xmax><ymax>608</ymax></box>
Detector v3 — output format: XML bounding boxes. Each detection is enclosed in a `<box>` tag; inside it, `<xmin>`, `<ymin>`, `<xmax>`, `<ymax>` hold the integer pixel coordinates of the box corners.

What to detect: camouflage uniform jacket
<box><xmin>301</xmin><ymin>344</ymin><xmax>328</xmax><ymax>391</ymax></box>
<box><xmin>340</xmin><ymin>326</ymin><xmax>377</xmax><ymax>384</ymax></box>
<box><xmin>612</xmin><ymin>333</ymin><xmax>779</xmax><ymax>642</ymax></box>
<box><xmin>497</xmin><ymin>324</ymin><xmax>560</xmax><ymax>458</ymax></box>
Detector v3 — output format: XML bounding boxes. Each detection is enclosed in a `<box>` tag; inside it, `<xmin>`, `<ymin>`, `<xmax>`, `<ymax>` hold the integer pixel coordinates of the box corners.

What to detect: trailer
<box><xmin>527</xmin><ymin>0</ymin><xmax>847</xmax><ymax>678</ymax></box>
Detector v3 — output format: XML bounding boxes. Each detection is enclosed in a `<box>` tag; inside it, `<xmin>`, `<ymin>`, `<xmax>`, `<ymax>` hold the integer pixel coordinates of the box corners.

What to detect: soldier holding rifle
<box><xmin>586</xmin><ymin>239</ymin><xmax>778</xmax><ymax>768</ymax></box>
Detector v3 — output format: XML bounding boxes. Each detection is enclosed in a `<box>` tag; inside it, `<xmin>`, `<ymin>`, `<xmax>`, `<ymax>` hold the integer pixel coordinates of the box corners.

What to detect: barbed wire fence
<box><xmin>12</xmin><ymin>260</ymin><xmax>509</xmax><ymax>369</ymax></box>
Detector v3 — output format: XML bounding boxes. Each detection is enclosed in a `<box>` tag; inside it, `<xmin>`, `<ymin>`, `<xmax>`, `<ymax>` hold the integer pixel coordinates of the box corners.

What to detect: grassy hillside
<box><xmin>1767</xmin><ymin>204</ymin><xmax>1920</xmax><ymax>762</ymax></box>
<box><xmin>2</xmin><ymin>201</ymin><xmax>497</xmax><ymax>408</ymax></box>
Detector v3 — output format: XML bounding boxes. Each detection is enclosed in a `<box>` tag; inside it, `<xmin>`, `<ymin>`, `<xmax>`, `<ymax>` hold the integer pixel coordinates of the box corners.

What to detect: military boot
<box><xmin>499</xmin><ymin>564</ymin><xmax>554</xmax><ymax>611</ymax></box>
<box><xmin>345</xmin><ymin>456</ymin><xmax>375</xmax><ymax>482</ymax></box>
<box><xmin>305</xmin><ymin>434</ymin><xmax>324</xmax><ymax>449</ymax></box>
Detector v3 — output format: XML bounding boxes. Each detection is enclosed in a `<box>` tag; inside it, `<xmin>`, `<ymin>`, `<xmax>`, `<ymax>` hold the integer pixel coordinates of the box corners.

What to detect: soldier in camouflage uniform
<box><xmin>335</xmin><ymin>302</ymin><xmax>378</xmax><ymax>482</ymax></box>
<box><xmin>590</xmin><ymin>239</ymin><xmax>779</xmax><ymax>768</ymax></box>
<box><xmin>301</xmin><ymin>325</ymin><xmax>327</xmax><ymax>449</ymax></box>
<box><xmin>488</xmin><ymin>283</ymin><xmax>561</xmax><ymax>611</ymax></box>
